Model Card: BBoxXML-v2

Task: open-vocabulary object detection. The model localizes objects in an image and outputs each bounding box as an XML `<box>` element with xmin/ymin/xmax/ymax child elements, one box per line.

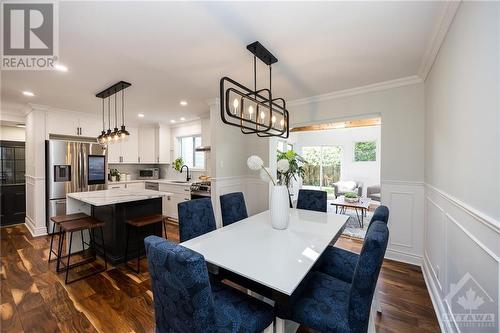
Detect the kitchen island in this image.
<box><xmin>66</xmin><ymin>188</ymin><xmax>172</xmax><ymax>265</ymax></box>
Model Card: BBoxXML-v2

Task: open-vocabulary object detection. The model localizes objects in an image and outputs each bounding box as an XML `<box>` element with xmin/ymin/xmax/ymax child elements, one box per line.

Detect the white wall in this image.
<box><xmin>290</xmin><ymin>126</ymin><xmax>381</xmax><ymax>195</ymax></box>
<box><xmin>422</xmin><ymin>2</ymin><xmax>499</xmax><ymax>332</ymax></box>
<box><xmin>0</xmin><ymin>126</ymin><xmax>25</xmax><ymax>141</ymax></box>
<box><xmin>209</xmin><ymin>100</ymin><xmax>269</xmax><ymax>227</ymax></box>
<box><xmin>289</xmin><ymin>83</ymin><xmax>425</xmax><ymax>264</ymax></box>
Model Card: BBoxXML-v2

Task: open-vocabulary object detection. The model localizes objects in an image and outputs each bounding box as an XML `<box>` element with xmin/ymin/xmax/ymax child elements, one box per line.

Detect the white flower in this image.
<box><xmin>247</xmin><ymin>155</ymin><xmax>264</xmax><ymax>171</ymax></box>
<box><xmin>277</xmin><ymin>159</ymin><xmax>290</xmax><ymax>173</ymax></box>
<box><xmin>260</xmin><ymin>167</ymin><xmax>275</xmax><ymax>183</ymax></box>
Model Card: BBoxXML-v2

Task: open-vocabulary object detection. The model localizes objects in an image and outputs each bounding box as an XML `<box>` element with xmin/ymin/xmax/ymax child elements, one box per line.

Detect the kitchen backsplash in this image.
<box><xmin>108</xmin><ymin>163</ymin><xmax>207</xmax><ymax>181</ymax></box>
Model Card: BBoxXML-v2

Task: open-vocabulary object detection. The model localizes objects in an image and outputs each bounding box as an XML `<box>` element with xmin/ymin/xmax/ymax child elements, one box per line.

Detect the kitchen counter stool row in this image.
<box><xmin>48</xmin><ymin>211</ymin><xmax>168</xmax><ymax>284</ymax></box>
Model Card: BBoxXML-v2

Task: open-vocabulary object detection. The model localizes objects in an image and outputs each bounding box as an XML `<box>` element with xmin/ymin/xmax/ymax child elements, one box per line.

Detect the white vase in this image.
<box><xmin>270</xmin><ymin>185</ymin><xmax>290</xmax><ymax>230</ymax></box>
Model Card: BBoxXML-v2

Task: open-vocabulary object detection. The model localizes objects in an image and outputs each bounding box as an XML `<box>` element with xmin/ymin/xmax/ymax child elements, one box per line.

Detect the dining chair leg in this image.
<box><xmin>275</xmin><ymin>318</ymin><xmax>285</xmax><ymax>333</ymax></box>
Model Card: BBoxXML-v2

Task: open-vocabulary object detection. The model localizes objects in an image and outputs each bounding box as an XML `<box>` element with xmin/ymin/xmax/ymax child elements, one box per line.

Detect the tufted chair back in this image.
<box><xmin>369</xmin><ymin>205</ymin><xmax>390</xmax><ymax>227</ymax></box>
<box><xmin>296</xmin><ymin>189</ymin><xmax>327</xmax><ymax>212</ymax></box>
<box><xmin>145</xmin><ymin>236</ymin><xmax>217</xmax><ymax>333</ymax></box>
<box><xmin>178</xmin><ymin>198</ymin><xmax>216</xmax><ymax>242</ymax></box>
<box><xmin>220</xmin><ymin>192</ymin><xmax>248</xmax><ymax>226</ymax></box>
<box><xmin>348</xmin><ymin>220</ymin><xmax>389</xmax><ymax>333</ymax></box>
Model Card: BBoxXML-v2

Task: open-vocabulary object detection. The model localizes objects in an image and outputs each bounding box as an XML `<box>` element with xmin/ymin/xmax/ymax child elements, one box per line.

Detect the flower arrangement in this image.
<box><xmin>247</xmin><ymin>155</ymin><xmax>290</xmax><ymax>186</ymax></box>
<box><xmin>172</xmin><ymin>157</ymin><xmax>184</xmax><ymax>172</ymax></box>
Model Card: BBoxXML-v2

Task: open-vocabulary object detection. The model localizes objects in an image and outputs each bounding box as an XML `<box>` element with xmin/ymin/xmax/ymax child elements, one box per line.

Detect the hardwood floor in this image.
<box><xmin>0</xmin><ymin>223</ymin><xmax>440</xmax><ymax>333</ymax></box>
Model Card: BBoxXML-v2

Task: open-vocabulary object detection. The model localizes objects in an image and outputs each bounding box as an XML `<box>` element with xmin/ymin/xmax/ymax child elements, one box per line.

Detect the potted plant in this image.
<box><xmin>172</xmin><ymin>157</ymin><xmax>184</xmax><ymax>172</ymax></box>
<box><xmin>344</xmin><ymin>191</ymin><xmax>359</xmax><ymax>203</ymax></box>
<box><xmin>276</xmin><ymin>150</ymin><xmax>306</xmax><ymax>207</ymax></box>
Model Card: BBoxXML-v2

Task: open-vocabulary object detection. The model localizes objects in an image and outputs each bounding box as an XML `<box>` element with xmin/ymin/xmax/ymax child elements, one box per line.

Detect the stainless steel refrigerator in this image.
<box><xmin>46</xmin><ymin>139</ymin><xmax>107</xmax><ymax>233</ymax></box>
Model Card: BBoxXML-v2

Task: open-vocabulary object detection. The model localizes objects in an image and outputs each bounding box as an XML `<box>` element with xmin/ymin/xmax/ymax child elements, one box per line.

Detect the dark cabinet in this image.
<box><xmin>0</xmin><ymin>141</ymin><xmax>26</xmax><ymax>226</ymax></box>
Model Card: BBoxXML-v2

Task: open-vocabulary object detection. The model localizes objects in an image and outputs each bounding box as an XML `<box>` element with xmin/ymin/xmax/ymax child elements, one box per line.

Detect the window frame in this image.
<box><xmin>179</xmin><ymin>135</ymin><xmax>205</xmax><ymax>170</ymax></box>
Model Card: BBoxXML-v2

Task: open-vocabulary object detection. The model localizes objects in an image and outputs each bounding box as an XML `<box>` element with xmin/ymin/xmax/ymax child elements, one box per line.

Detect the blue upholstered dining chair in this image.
<box><xmin>314</xmin><ymin>205</ymin><xmax>390</xmax><ymax>282</ymax></box>
<box><xmin>296</xmin><ymin>189</ymin><xmax>327</xmax><ymax>212</ymax></box>
<box><xmin>220</xmin><ymin>192</ymin><xmax>248</xmax><ymax>226</ymax></box>
<box><xmin>276</xmin><ymin>221</ymin><xmax>389</xmax><ymax>333</ymax></box>
<box><xmin>145</xmin><ymin>236</ymin><xmax>274</xmax><ymax>333</ymax></box>
<box><xmin>178</xmin><ymin>198</ymin><xmax>216</xmax><ymax>242</ymax></box>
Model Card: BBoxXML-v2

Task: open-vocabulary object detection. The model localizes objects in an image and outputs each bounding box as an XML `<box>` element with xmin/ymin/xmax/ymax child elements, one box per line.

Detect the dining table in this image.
<box><xmin>181</xmin><ymin>208</ymin><xmax>349</xmax><ymax>333</ymax></box>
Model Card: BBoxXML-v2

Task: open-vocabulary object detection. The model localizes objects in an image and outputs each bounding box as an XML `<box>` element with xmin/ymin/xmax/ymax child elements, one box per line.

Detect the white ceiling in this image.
<box><xmin>1</xmin><ymin>1</ymin><xmax>446</xmax><ymax>125</ymax></box>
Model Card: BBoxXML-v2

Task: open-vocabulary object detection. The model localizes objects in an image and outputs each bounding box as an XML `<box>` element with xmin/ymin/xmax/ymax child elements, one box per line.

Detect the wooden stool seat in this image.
<box><xmin>124</xmin><ymin>214</ymin><xmax>168</xmax><ymax>273</ymax></box>
<box><xmin>61</xmin><ymin>217</ymin><xmax>105</xmax><ymax>232</ymax></box>
<box><xmin>50</xmin><ymin>213</ymin><xmax>88</xmax><ymax>224</ymax></box>
<box><xmin>126</xmin><ymin>214</ymin><xmax>167</xmax><ymax>227</ymax></box>
<box><xmin>48</xmin><ymin>213</ymin><xmax>89</xmax><ymax>263</ymax></box>
<box><xmin>57</xmin><ymin>216</ymin><xmax>107</xmax><ymax>284</ymax></box>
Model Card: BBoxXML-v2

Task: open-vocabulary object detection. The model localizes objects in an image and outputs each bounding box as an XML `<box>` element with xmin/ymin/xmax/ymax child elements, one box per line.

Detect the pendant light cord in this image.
<box><xmin>114</xmin><ymin>92</ymin><xmax>117</xmax><ymax>128</ymax></box>
<box><xmin>108</xmin><ymin>97</ymin><xmax>111</xmax><ymax>131</ymax></box>
<box><xmin>102</xmin><ymin>99</ymin><xmax>105</xmax><ymax>131</ymax></box>
<box><xmin>121</xmin><ymin>89</ymin><xmax>125</xmax><ymax>126</ymax></box>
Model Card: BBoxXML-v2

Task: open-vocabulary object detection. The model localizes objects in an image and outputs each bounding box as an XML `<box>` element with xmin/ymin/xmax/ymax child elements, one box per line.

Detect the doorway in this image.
<box><xmin>0</xmin><ymin>141</ymin><xmax>26</xmax><ymax>226</ymax></box>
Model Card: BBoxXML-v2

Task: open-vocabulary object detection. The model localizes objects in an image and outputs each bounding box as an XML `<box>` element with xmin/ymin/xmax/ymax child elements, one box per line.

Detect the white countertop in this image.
<box><xmin>181</xmin><ymin>209</ymin><xmax>349</xmax><ymax>296</ymax></box>
<box><xmin>67</xmin><ymin>188</ymin><xmax>172</xmax><ymax>206</ymax></box>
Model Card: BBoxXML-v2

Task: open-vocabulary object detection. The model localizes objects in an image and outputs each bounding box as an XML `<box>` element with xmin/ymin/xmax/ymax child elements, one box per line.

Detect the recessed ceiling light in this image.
<box><xmin>170</xmin><ymin>120</ymin><xmax>176</xmax><ymax>124</ymax></box>
<box><xmin>180</xmin><ymin>100</ymin><xmax>188</xmax><ymax>106</ymax></box>
<box><xmin>16</xmin><ymin>124</ymin><xmax>26</xmax><ymax>128</ymax></box>
<box><xmin>180</xmin><ymin>117</ymin><xmax>186</xmax><ymax>121</ymax></box>
<box><xmin>53</xmin><ymin>63</ymin><xmax>68</xmax><ymax>72</ymax></box>
<box><xmin>22</xmin><ymin>91</ymin><xmax>35</xmax><ymax>97</ymax></box>
<box><xmin>138</xmin><ymin>113</ymin><xmax>145</xmax><ymax>118</ymax></box>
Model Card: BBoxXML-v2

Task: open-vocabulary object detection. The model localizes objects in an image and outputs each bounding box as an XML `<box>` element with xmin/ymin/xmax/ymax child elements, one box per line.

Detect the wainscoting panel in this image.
<box><xmin>211</xmin><ymin>176</ymin><xmax>269</xmax><ymax>228</ymax></box>
<box><xmin>381</xmin><ymin>180</ymin><xmax>424</xmax><ymax>265</ymax></box>
<box><xmin>423</xmin><ymin>184</ymin><xmax>500</xmax><ymax>333</ymax></box>
<box><xmin>24</xmin><ymin>175</ymin><xmax>47</xmax><ymax>236</ymax></box>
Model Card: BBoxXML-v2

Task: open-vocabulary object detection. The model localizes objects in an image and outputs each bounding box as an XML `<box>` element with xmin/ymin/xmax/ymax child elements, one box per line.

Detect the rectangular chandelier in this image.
<box><xmin>220</xmin><ymin>41</ymin><xmax>289</xmax><ymax>138</ymax></box>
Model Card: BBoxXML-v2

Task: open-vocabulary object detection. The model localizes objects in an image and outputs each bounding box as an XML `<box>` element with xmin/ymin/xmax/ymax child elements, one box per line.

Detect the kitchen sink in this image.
<box><xmin>168</xmin><ymin>180</ymin><xmax>190</xmax><ymax>183</ymax></box>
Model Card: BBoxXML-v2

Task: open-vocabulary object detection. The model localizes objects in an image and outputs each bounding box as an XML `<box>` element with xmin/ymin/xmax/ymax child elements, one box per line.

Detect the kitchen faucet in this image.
<box><xmin>180</xmin><ymin>165</ymin><xmax>191</xmax><ymax>182</ymax></box>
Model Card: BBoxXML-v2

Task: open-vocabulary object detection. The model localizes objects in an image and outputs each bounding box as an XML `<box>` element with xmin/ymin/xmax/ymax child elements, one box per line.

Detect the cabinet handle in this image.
<box><xmin>184</xmin><ymin>188</ymin><xmax>189</xmax><ymax>192</ymax></box>
<box><xmin>184</xmin><ymin>198</ymin><xmax>190</xmax><ymax>201</ymax></box>
<box><xmin>138</xmin><ymin>156</ymin><xmax>141</xmax><ymax>163</ymax></box>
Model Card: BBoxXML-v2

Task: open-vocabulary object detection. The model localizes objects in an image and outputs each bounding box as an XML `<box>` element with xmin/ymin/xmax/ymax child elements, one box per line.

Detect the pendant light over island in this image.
<box><xmin>96</xmin><ymin>81</ymin><xmax>131</xmax><ymax>145</ymax></box>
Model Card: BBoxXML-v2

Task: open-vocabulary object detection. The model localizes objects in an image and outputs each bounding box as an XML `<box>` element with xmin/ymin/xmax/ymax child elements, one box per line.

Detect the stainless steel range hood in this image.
<box><xmin>195</xmin><ymin>146</ymin><xmax>211</xmax><ymax>152</ymax></box>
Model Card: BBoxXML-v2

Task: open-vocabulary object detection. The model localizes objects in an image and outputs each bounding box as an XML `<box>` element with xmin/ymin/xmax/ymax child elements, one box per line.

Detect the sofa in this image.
<box><xmin>367</xmin><ymin>184</ymin><xmax>381</xmax><ymax>202</ymax></box>
<box><xmin>333</xmin><ymin>180</ymin><xmax>363</xmax><ymax>198</ymax></box>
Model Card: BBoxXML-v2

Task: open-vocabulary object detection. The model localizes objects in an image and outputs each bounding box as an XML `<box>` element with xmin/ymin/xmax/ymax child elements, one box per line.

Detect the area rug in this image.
<box><xmin>327</xmin><ymin>202</ymin><xmax>372</xmax><ymax>239</ymax></box>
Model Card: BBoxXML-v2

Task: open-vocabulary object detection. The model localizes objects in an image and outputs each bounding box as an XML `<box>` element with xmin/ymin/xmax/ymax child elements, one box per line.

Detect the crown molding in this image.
<box><xmin>288</xmin><ymin>75</ymin><xmax>423</xmax><ymax>107</ymax></box>
<box><xmin>418</xmin><ymin>1</ymin><xmax>461</xmax><ymax>81</ymax></box>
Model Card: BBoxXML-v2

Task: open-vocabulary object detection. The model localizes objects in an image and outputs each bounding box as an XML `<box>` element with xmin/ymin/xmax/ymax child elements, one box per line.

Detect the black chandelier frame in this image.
<box><xmin>220</xmin><ymin>41</ymin><xmax>289</xmax><ymax>138</ymax></box>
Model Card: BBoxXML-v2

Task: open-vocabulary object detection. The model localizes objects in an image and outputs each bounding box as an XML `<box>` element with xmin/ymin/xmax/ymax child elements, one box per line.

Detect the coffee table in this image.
<box><xmin>330</xmin><ymin>196</ymin><xmax>371</xmax><ymax>228</ymax></box>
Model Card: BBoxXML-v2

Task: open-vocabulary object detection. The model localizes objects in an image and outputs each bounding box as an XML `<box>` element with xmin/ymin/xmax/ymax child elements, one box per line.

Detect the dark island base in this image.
<box><xmin>91</xmin><ymin>198</ymin><xmax>163</xmax><ymax>265</ymax></box>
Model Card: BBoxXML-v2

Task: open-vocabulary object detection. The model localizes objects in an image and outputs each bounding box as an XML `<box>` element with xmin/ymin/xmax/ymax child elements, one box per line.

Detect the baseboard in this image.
<box><xmin>422</xmin><ymin>255</ymin><xmax>455</xmax><ymax>333</ymax></box>
<box><xmin>385</xmin><ymin>248</ymin><xmax>422</xmax><ymax>266</ymax></box>
<box><xmin>25</xmin><ymin>216</ymin><xmax>47</xmax><ymax>237</ymax></box>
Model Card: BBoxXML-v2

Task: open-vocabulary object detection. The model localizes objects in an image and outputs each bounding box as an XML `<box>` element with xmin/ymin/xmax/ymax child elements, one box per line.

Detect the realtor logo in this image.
<box><xmin>444</xmin><ymin>272</ymin><xmax>497</xmax><ymax>332</ymax></box>
<box><xmin>1</xmin><ymin>1</ymin><xmax>58</xmax><ymax>70</ymax></box>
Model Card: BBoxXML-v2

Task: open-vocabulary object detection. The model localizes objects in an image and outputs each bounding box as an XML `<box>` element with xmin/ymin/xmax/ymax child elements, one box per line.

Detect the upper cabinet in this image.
<box><xmin>109</xmin><ymin>125</ymin><xmax>170</xmax><ymax>164</ymax></box>
<box><xmin>46</xmin><ymin>110</ymin><xmax>101</xmax><ymax>138</ymax></box>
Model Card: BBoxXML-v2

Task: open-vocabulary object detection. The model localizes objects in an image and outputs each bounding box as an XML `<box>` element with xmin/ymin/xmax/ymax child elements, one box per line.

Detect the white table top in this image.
<box><xmin>181</xmin><ymin>209</ymin><xmax>349</xmax><ymax>296</ymax></box>
<box><xmin>67</xmin><ymin>188</ymin><xmax>172</xmax><ymax>206</ymax></box>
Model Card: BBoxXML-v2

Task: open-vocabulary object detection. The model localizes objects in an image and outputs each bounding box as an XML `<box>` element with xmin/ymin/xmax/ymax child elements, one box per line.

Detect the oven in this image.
<box><xmin>190</xmin><ymin>181</ymin><xmax>211</xmax><ymax>200</ymax></box>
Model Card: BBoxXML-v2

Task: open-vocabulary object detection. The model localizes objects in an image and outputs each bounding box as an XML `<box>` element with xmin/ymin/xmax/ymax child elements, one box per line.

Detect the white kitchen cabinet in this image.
<box><xmin>159</xmin><ymin>183</ymin><xmax>190</xmax><ymax>220</ymax></box>
<box><xmin>106</xmin><ymin>127</ymin><xmax>139</xmax><ymax>164</ymax></box>
<box><xmin>138</xmin><ymin>127</ymin><xmax>156</xmax><ymax>163</ymax></box>
<box><xmin>125</xmin><ymin>182</ymin><xmax>144</xmax><ymax>190</ymax></box>
<box><xmin>46</xmin><ymin>110</ymin><xmax>101</xmax><ymax>137</ymax></box>
<box><xmin>108</xmin><ymin>183</ymin><xmax>126</xmax><ymax>189</ymax></box>
<box><xmin>121</xmin><ymin>127</ymin><xmax>139</xmax><ymax>163</ymax></box>
<box><xmin>156</xmin><ymin>125</ymin><xmax>171</xmax><ymax>164</ymax></box>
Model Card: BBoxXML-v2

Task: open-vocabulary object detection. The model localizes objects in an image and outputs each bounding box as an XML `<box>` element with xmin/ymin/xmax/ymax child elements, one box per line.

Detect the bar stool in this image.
<box><xmin>124</xmin><ymin>214</ymin><xmax>168</xmax><ymax>273</ymax></box>
<box><xmin>48</xmin><ymin>213</ymin><xmax>88</xmax><ymax>264</ymax></box>
<box><xmin>57</xmin><ymin>217</ymin><xmax>107</xmax><ymax>284</ymax></box>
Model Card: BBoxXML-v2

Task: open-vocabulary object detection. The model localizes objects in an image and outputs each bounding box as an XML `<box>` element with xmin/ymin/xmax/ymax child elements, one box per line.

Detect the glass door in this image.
<box><xmin>302</xmin><ymin>145</ymin><xmax>342</xmax><ymax>196</ymax></box>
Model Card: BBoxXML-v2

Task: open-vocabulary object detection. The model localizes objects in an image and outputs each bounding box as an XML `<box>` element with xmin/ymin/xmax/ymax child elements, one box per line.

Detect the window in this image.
<box><xmin>180</xmin><ymin>136</ymin><xmax>204</xmax><ymax>169</ymax></box>
<box><xmin>277</xmin><ymin>141</ymin><xmax>293</xmax><ymax>152</ymax></box>
<box><xmin>354</xmin><ymin>141</ymin><xmax>376</xmax><ymax>161</ymax></box>
<box><xmin>302</xmin><ymin>146</ymin><xmax>342</xmax><ymax>195</ymax></box>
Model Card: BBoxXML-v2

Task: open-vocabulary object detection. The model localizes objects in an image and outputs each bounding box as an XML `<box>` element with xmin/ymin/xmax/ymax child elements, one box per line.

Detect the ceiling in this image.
<box><xmin>1</xmin><ymin>1</ymin><xmax>446</xmax><ymax>125</ymax></box>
